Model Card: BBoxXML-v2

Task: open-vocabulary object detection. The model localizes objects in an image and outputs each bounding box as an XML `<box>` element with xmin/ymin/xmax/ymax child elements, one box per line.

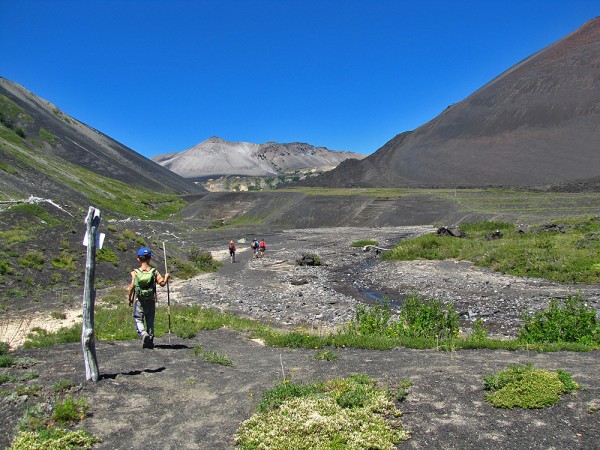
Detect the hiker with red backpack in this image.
<box><xmin>229</xmin><ymin>240</ymin><xmax>236</xmax><ymax>263</ymax></box>
<box><xmin>127</xmin><ymin>247</ymin><xmax>170</xmax><ymax>348</ymax></box>
<box><xmin>259</xmin><ymin>239</ymin><xmax>267</xmax><ymax>258</ymax></box>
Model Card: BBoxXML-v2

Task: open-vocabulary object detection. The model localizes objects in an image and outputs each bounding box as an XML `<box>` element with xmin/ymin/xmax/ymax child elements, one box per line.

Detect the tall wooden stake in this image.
<box><xmin>163</xmin><ymin>242</ymin><xmax>172</xmax><ymax>344</ymax></box>
<box><xmin>82</xmin><ymin>206</ymin><xmax>100</xmax><ymax>382</ymax></box>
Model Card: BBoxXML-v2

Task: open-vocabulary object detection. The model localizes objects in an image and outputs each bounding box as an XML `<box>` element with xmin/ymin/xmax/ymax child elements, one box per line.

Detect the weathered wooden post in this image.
<box><xmin>82</xmin><ymin>206</ymin><xmax>101</xmax><ymax>382</ymax></box>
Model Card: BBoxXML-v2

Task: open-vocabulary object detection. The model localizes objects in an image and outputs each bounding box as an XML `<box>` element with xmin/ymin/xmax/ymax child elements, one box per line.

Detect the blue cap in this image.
<box><xmin>137</xmin><ymin>247</ymin><xmax>152</xmax><ymax>257</ymax></box>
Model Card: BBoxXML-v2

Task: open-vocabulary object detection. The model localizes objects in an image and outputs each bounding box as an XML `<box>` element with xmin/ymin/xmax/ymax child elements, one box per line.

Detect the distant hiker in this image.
<box><xmin>251</xmin><ymin>238</ymin><xmax>260</xmax><ymax>258</ymax></box>
<box><xmin>127</xmin><ymin>247</ymin><xmax>170</xmax><ymax>349</ymax></box>
<box><xmin>229</xmin><ymin>240</ymin><xmax>236</xmax><ymax>263</ymax></box>
<box><xmin>259</xmin><ymin>239</ymin><xmax>267</xmax><ymax>258</ymax></box>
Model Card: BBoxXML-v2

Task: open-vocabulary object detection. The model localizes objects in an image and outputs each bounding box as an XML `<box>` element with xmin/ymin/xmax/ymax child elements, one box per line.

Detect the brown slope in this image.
<box><xmin>0</xmin><ymin>78</ymin><xmax>203</xmax><ymax>195</ymax></box>
<box><xmin>308</xmin><ymin>17</ymin><xmax>600</xmax><ymax>189</ymax></box>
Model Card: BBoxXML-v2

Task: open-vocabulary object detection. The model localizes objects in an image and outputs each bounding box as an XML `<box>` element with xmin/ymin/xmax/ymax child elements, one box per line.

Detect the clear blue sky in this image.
<box><xmin>1</xmin><ymin>1</ymin><xmax>598</xmax><ymax>158</ymax></box>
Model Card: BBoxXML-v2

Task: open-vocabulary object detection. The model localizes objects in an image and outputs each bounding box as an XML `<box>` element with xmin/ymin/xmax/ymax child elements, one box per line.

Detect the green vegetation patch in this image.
<box><xmin>351</xmin><ymin>239</ymin><xmax>378</xmax><ymax>247</ymax></box>
<box><xmin>18</xmin><ymin>250</ymin><xmax>45</xmax><ymax>271</ymax></box>
<box><xmin>484</xmin><ymin>364</ymin><xmax>579</xmax><ymax>409</ymax></box>
<box><xmin>9</xmin><ymin>395</ymin><xmax>97</xmax><ymax>450</ymax></box>
<box><xmin>384</xmin><ymin>218</ymin><xmax>600</xmax><ymax>283</ymax></box>
<box><xmin>23</xmin><ymin>293</ymin><xmax>600</xmax><ymax>352</ymax></box>
<box><xmin>38</xmin><ymin>127</ymin><xmax>58</xmax><ymax>144</ymax></box>
<box><xmin>0</xmin><ymin>95</ymin><xmax>31</xmax><ymax>121</ymax></box>
<box><xmin>0</xmin><ymin>158</ymin><xmax>18</xmax><ymax>174</ymax></box>
<box><xmin>519</xmin><ymin>295</ymin><xmax>600</xmax><ymax>345</ymax></box>
<box><xmin>192</xmin><ymin>345</ymin><xmax>233</xmax><ymax>366</ymax></box>
<box><xmin>347</xmin><ymin>294</ymin><xmax>459</xmax><ymax>341</ymax></box>
<box><xmin>9</xmin><ymin>428</ymin><xmax>98</xmax><ymax>450</ymax></box>
<box><xmin>235</xmin><ymin>374</ymin><xmax>409</xmax><ymax>449</ymax></box>
<box><xmin>10</xmin><ymin>203</ymin><xmax>63</xmax><ymax>226</ymax></box>
<box><xmin>0</xmin><ymin>139</ymin><xmax>188</xmax><ymax>219</ymax></box>
<box><xmin>188</xmin><ymin>248</ymin><xmax>222</xmax><ymax>272</ymax></box>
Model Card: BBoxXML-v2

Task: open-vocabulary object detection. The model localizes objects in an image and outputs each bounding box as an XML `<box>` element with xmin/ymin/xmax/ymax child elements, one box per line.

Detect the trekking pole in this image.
<box><xmin>162</xmin><ymin>242</ymin><xmax>172</xmax><ymax>344</ymax></box>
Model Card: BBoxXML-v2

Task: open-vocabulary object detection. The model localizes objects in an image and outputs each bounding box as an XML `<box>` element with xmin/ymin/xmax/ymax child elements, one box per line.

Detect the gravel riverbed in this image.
<box><xmin>167</xmin><ymin>226</ymin><xmax>600</xmax><ymax>338</ymax></box>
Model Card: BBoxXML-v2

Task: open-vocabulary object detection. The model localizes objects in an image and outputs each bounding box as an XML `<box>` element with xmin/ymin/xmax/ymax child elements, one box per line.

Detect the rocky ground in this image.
<box><xmin>1</xmin><ymin>225</ymin><xmax>599</xmax><ymax>449</ymax></box>
<box><xmin>168</xmin><ymin>226</ymin><xmax>600</xmax><ymax>340</ymax></box>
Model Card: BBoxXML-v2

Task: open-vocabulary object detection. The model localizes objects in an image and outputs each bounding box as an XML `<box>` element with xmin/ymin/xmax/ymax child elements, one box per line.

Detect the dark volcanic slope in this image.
<box><xmin>307</xmin><ymin>17</ymin><xmax>600</xmax><ymax>189</ymax></box>
<box><xmin>0</xmin><ymin>78</ymin><xmax>202</xmax><ymax>195</ymax></box>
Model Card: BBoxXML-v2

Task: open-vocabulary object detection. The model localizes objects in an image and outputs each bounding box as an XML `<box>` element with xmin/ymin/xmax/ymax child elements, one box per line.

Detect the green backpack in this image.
<box><xmin>134</xmin><ymin>268</ymin><xmax>157</xmax><ymax>301</ymax></box>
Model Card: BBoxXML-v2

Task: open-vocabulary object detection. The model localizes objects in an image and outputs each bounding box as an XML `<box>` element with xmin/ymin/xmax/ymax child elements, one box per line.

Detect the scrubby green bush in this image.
<box><xmin>52</xmin><ymin>395</ymin><xmax>89</xmax><ymax>424</ymax></box>
<box><xmin>18</xmin><ymin>251</ymin><xmax>45</xmax><ymax>270</ymax></box>
<box><xmin>236</xmin><ymin>374</ymin><xmax>409</xmax><ymax>449</ymax></box>
<box><xmin>96</xmin><ymin>247</ymin><xmax>119</xmax><ymax>265</ymax></box>
<box><xmin>519</xmin><ymin>295</ymin><xmax>600</xmax><ymax>344</ymax></box>
<box><xmin>188</xmin><ymin>248</ymin><xmax>221</xmax><ymax>272</ymax></box>
<box><xmin>347</xmin><ymin>294</ymin><xmax>459</xmax><ymax>340</ymax></box>
<box><xmin>399</xmin><ymin>294</ymin><xmax>459</xmax><ymax>339</ymax></box>
<box><xmin>484</xmin><ymin>363</ymin><xmax>579</xmax><ymax>409</ymax></box>
<box><xmin>51</xmin><ymin>251</ymin><xmax>76</xmax><ymax>270</ymax></box>
<box><xmin>0</xmin><ymin>260</ymin><xmax>12</xmax><ymax>275</ymax></box>
<box><xmin>0</xmin><ymin>353</ymin><xmax>14</xmax><ymax>367</ymax></box>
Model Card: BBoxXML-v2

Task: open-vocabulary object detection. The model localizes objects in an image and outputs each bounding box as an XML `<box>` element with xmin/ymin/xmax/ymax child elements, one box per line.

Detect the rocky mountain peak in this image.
<box><xmin>152</xmin><ymin>137</ymin><xmax>365</xmax><ymax>180</ymax></box>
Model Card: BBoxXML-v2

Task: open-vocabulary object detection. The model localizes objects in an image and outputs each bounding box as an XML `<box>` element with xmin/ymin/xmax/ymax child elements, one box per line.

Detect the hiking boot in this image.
<box><xmin>142</xmin><ymin>332</ymin><xmax>152</xmax><ymax>348</ymax></box>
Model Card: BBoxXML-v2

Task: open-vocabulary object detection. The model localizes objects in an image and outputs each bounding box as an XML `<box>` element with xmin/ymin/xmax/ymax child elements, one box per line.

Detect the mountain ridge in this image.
<box><xmin>152</xmin><ymin>136</ymin><xmax>365</xmax><ymax>179</ymax></box>
<box><xmin>301</xmin><ymin>17</ymin><xmax>600</xmax><ymax>190</ymax></box>
<box><xmin>0</xmin><ymin>77</ymin><xmax>203</xmax><ymax>197</ymax></box>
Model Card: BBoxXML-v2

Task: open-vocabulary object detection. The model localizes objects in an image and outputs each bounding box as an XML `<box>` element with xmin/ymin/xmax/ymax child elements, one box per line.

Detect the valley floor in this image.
<box><xmin>1</xmin><ymin>226</ymin><xmax>599</xmax><ymax>449</ymax></box>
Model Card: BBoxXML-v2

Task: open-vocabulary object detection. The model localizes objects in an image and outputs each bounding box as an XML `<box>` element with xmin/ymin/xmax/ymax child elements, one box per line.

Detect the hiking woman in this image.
<box><xmin>127</xmin><ymin>247</ymin><xmax>170</xmax><ymax>348</ymax></box>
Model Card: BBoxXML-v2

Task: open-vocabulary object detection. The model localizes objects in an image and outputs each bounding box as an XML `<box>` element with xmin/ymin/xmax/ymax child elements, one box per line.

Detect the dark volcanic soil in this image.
<box><xmin>1</xmin><ymin>226</ymin><xmax>599</xmax><ymax>449</ymax></box>
<box><xmin>2</xmin><ymin>331</ymin><xmax>599</xmax><ymax>449</ymax></box>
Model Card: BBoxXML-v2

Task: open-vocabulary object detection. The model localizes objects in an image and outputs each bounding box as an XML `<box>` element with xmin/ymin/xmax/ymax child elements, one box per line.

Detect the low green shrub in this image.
<box><xmin>52</xmin><ymin>395</ymin><xmax>89</xmax><ymax>424</ymax></box>
<box><xmin>188</xmin><ymin>248</ymin><xmax>221</xmax><ymax>272</ymax></box>
<box><xmin>18</xmin><ymin>250</ymin><xmax>45</xmax><ymax>270</ymax></box>
<box><xmin>0</xmin><ymin>354</ymin><xmax>15</xmax><ymax>367</ymax></box>
<box><xmin>519</xmin><ymin>295</ymin><xmax>600</xmax><ymax>344</ymax></box>
<box><xmin>313</xmin><ymin>349</ymin><xmax>339</xmax><ymax>361</ymax></box>
<box><xmin>10</xmin><ymin>394</ymin><xmax>97</xmax><ymax>450</ymax></box>
<box><xmin>52</xmin><ymin>380</ymin><xmax>74</xmax><ymax>393</ymax></box>
<box><xmin>398</xmin><ymin>294</ymin><xmax>459</xmax><ymax>339</ymax></box>
<box><xmin>11</xmin><ymin>203</ymin><xmax>62</xmax><ymax>226</ymax></box>
<box><xmin>23</xmin><ymin>326</ymin><xmax>81</xmax><ymax>349</ymax></box>
<box><xmin>236</xmin><ymin>374</ymin><xmax>409</xmax><ymax>449</ymax></box>
<box><xmin>351</xmin><ymin>239</ymin><xmax>378</xmax><ymax>247</ymax></box>
<box><xmin>347</xmin><ymin>294</ymin><xmax>459</xmax><ymax>341</ymax></box>
<box><xmin>9</xmin><ymin>428</ymin><xmax>98</xmax><ymax>450</ymax></box>
<box><xmin>0</xmin><ymin>260</ymin><xmax>13</xmax><ymax>275</ymax></box>
<box><xmin>484</xmin><ymin>363</ymin><xmax>578</xmax><ymax>409</ymax></box>
<box><xmin>96</xmin><ymin>247</ymin><xmax>119</xmax><ymax>265</ymax></box>
<box><xmin>51</xmin><ymin>251</ymin><xmax>76</xmax><ymax>270</ymax></box>
<box><xmin>257</xmin><ymin>381</ymin><xmax>324</xmax><ymax>412</ymax></box>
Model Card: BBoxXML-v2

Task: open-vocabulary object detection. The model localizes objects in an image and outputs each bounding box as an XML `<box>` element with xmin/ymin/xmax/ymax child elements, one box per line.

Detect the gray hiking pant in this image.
<box><xmin>133</xmin><ymin>299</ymin><xmax>156</xmax><ymax>339</ymax></box>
